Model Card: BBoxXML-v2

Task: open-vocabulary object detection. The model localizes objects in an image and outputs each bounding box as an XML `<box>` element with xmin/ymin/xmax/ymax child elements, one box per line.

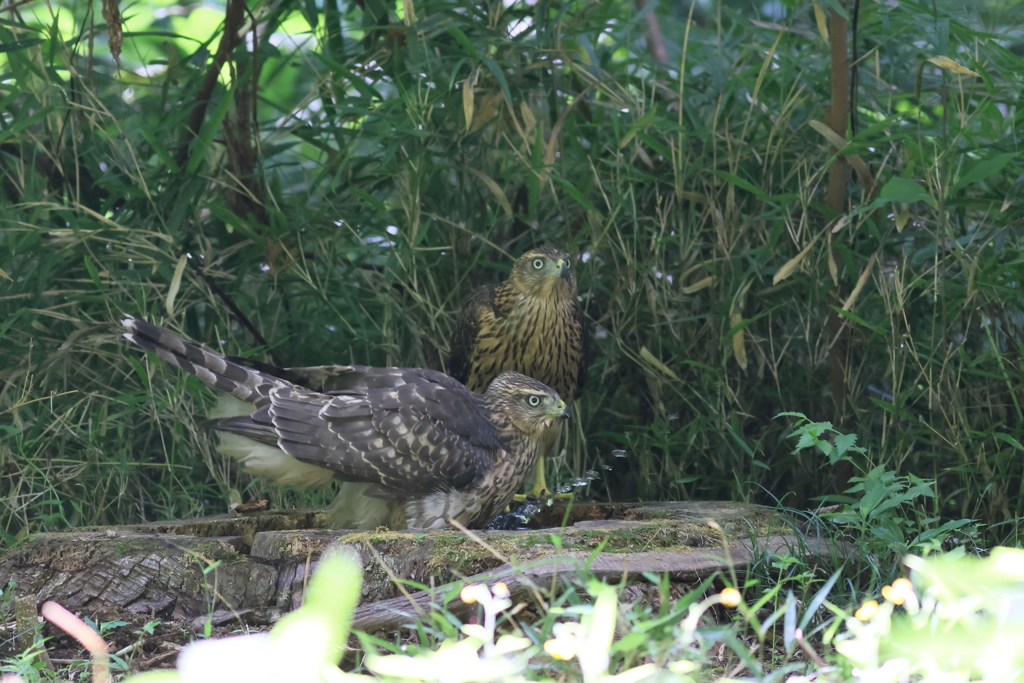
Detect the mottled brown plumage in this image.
<box><xmin>448</xmin><ymin>247</ymin><xmax>589</xmax><ymax>495</ymax></box>
<box><xmin>121</xmin><ymin>316</ymin><xmax>567</xmax><ymax>530</ymax></box>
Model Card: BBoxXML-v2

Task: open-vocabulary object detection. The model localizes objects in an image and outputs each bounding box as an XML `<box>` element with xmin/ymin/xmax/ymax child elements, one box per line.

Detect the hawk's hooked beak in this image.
<box><xmin>552</xmin><ymin>399</ymin><xmax>570</xmax><ymax>419</ymax></box>
<box><xmin>555</xmin><ymin>259</ymin><xmax>570</xmax><ymax>279</ymax></box>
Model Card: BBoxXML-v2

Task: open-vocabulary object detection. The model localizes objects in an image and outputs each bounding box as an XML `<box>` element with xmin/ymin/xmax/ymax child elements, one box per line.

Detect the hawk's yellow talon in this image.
<box><xmin>511</xmin><ymin>453</ymin><xmax>576</xmax><ymax>503</ymax></box>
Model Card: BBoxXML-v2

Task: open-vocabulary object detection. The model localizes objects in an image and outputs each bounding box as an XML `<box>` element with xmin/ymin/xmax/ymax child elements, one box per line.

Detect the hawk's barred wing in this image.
<box><xmin>447</xmin><ymin>283</ymin><xmax>496</xmax><ymax>387</ymax></box>
<box><xmin>123</xmin><ymin>316</ymin><xmax>503</xmax><ymax>497</ymax></box>
<box><xmin>571</xmin><ymin>303</ymin><xmax>591</xmax><ymax>401</ymax></box>
<box><xmin>217</xmin><ymin>381</ymin><xmax>502</xmax><ymax>497</ymax></box>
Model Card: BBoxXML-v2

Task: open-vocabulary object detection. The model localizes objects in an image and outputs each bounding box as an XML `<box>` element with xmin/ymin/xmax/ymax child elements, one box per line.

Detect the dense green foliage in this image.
<box><xmin>1</xmin><ymin>0</ymin><xmax>1023</xmax><ymax>549</ymax></box>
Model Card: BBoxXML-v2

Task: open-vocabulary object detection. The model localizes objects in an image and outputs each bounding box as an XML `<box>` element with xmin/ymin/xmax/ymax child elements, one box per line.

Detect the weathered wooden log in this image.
<box><xmin>0</xmin><ymin>501</ymin><xmax>840</xmax><ymax>636</ymax></box>
<box><xmin>349</xmin><ymin>533</ymin><xmax>847</xmax><ymax>633</ymax></box>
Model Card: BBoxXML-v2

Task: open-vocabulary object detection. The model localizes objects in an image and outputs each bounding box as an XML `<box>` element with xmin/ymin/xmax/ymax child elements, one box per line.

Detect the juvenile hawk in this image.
<box><xmin>121</xmin><ymin>316</ymin><xmax>568</xmax><ymax>530</ymax></box>
<box><xmin>448</xmin><ymin>247</ymin><xmax>589</xmax><ymax>497</ymax></box>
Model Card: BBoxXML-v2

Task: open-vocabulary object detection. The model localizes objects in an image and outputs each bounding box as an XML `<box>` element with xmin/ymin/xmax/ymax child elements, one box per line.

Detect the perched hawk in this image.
<box><xmin>121</xmin><ymin>316</ymin><xmax>568</xmax><ymax>530</ymax></box>
<box><xmin>448</xmin><ymin>247</ymin><xmax>589</xmax><ymax>497</ymax></box>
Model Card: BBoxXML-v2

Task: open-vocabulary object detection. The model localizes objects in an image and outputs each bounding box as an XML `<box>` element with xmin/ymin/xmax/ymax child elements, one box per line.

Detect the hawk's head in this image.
<box><xmin>485</xmin><ymin>371</ymin><xmax>569</xmax><ymax>435</ymax></box>
<box><xmin>509</xmin><ymin>247</ymin><xmax>576</xmax><ymax>301</ymax></box>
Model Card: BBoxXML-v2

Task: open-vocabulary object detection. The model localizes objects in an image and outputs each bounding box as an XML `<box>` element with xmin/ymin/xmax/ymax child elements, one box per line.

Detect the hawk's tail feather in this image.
<box><xmin>206</xmin><ymin>414</ymin><xmax>277</xmax><ymax>444</ymax></box>
<box><xmin>121</xmin><ymin>315</ymin><xmax>285</xmax><ymax>405</ymax></box>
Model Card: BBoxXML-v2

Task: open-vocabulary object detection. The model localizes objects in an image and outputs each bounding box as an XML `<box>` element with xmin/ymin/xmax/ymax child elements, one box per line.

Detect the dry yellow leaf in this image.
<box><xmin>809</xmin><ymin>120</ymin><xmax>873</xmax><ymax>195</ymax></box>
<box><xmin>731</xmin><ymin>312</ymin><xmax>748</xmax><ymax>371</ymax></box>
<box><xmin>519</xmin><ymin>101</ymin><xmax>535</xmax><ymax>137</ymax></box>
<box><xmin>809</xmin><ymin>119</ymin><xmax>845</xmax><ymax>149</ymax></box>
<box><xmin>471</xmin><ymin>91</ymin><xmax>502</xmax><ymax>133</ymax></box>
<box><xmin>166</xmin><ymin>253</ymin><xmax>188</xmax><ymax>317</ymax></box>
<box><xmin>827</xmin><ymin>236</ymin><xmax>838</xmax><ymax>286</ymax></box>
<box><xmin>843</xmin><ymin>253</ymin><xmax>878</xmax><ymax>312</ymax></box>
<box><xmin>543</xmin><ymin>88</ymin><xmax>590</xmax><ymax>166</ymax></box>
<box><xmin>401</xmin><ymin>0</ymin><xmax>417</xmax><ymax>24</ymax></box>
<box><xmin>679</xmin><ymin>263</ymin><xmax>704</xmax><ymax>281</ymax></box>
<box><xmin>640</xmin><ymin>346</ymin><xmax>680</xmax><ymax>381</ymax></box>
<box><xmin>0</xmin><ymin>266</ymin><xmax>10</xmax><ymax>281</ymax></box>
<box><xmin>462</xmin><ymin>78</ymin><xmax>474</xmax><ymax>133</ymax></box>
<box><xmin>636</xmin><ymin>146</ymin><xmax>654</xmax><ymax>169</ymax></box>
<box><xmin>681</xmin><ymin>276</ymin><xmax>713</xmax><ymax>295</ymax></box>
<box><xmin>894</xmin><ymin>208</ymin><xmax>910</xmax><ymax>232</ymax></box>
<box><xmin>927</xmin><ymin>56</ymin><xmax>979</xmax><ymax>77</ymax></box>
<box><xmin>677</xmin><ymin>191</ymin><xmax>709</xmax><ymax>205</ymax></box>
<box><xmin>774</xmin><ymin>231</ymin><xmax>821</xmax><ymax>285</ymax></box>
<box><xmin>466</xmin><ymin>167</ymin><xmax>513</xmax><ymax>217</ymax></box>
<box><xmin>813</xmin><ymin>3</ymin><xmax>829</xmax><ymax>43</ymax></box>
<box><xmin>847</xmin><ymin>155</ymin><xmax>874</xmax><ymax>196</ymax></box>
<box><xmin>831</xmin><ymin>214</ymin><xmax>850</xmax><ymax>234</ymax></box>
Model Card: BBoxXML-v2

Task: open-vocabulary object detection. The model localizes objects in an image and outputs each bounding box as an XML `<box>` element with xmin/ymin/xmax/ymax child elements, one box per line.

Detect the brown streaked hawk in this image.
<box><xmin>121</xmin><ymin>316</ymin><xmax>568</xmax><ymax>530</ymax></box>
<box><xmin>447</xmin><ymin>247</ymin><xmax>589</xmax><ymax>497</ymax></box>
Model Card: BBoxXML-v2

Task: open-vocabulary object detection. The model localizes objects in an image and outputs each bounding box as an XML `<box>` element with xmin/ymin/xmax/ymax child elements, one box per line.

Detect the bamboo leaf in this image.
<box><xmin>0</xmin><ymin>104</ymin><xmax>54</xmax><ymax>146</ymax></box>
<box><xmin>466</xmin><ymin>167</ymin><xmax>513</xmax><ymax>217</ymax></box>
<box><xmin>519</xmin><ymin>101</ymin><xmax>535</xmax><ymax>138</ymax></box>
<box><xmin>808</xmin><ymin>119</ymin><xmax>845</xmax><ymax>149</ymax></box>
<box><xmin>994</xmin><ymin>433</ymin><xmax>1024</xmax><ymax>451</ymax></box>
<box><xmin>185</xmin><ymin>92</ymin><xmax>232</xmax><ymax>175</ymax></box>
<box><xmin>640</xmin><ymin>346</ymin><xmax>680</xmax><ymax>381</ymax></box>
<box><xmin>927</xmin><ymin>56</ymin><xmax>979</xmax><ymax>77</ymax></box>
<box><xmin>827</xmin><ymin>236</ymin><xmax>838</xmax><ymax>286</ymax></box>
<box><xmin>808</xmin><ymin>120</ymin><xmax>873</xmax><ymax>194</ymax></box>
<box><xmin>842</xmin><ymin>253</ymin><xmax>878</xmax><ymax>312</ymax></box>
<box><xmin>948</xmin><ymin>152</ymin><xmax>1017</xmax><ymax>195</ymax></box>
<box><xmin>894</xmin><ymin>208</ymin><xmax>910</xmax><ymax>232</ymax></box>
<box><xmin>139</xmin><ymin>127</ymin><xmax>180</xmax><ymax>173</ymax></box>
<box><xmin>550</xmin><ymin>174</ymin><xmax>599</xmax><ymax>213</ymax></box>
<box><xmin>713</xmin><ymin>170</ymin><xmax>775</xmax><ymax>205</ymax></box>
<box><xmin>680</xmin><ymin>276</ymin><xmax>713</xmax><ymax>295</ymax></box>
<box><xmin>482</xmin><ymin>57</ymin><xmax>513</xmax><ymax>109</ymax></box>
<box><xmin>731</xmin><ymin>312</ymin><xmax>747</xmax><ymax>371</ymax></box>
<box><xmin>774</xmin><ymin>230</ymin><xmax>823</xmax><ymax>285</ymax></box>
<box><xmin>303</xmin><ymin>0</ymin><xmax>318</xmax><ymax>29</ymax></box>
<box><xmin>83</xmin><ymin>255</ymin><xmax>105</xmax><ymax>291</ymax></box>
<box><xmin>445</xmin><ymin>26</ymin><xmax>479</xmax><ymax>59</ymax></box>
<box><xmin>880</xmin><ymin>177</ymin><xmax>934</xmax><ymax>207</ymax></box>
<box><xmin>401</xmin><ymin>0</ymin><xmax>417</xmax><ymax>25</ymax></box>
<box><xmin>166</xmin><ymin>254</ymin><xmax>188</xmax><ymax>317</ymax></box>
<box><xmin>619</xmin><ymin>107</ymin><xmax>657</xmax><ymax>149</ymax></box>
<box><xmin>461</xmin><ymin>77</ymin><xmax>474</xmax><ymax>133</ymax></box>
<box><xmin>0</xmin><ymin>38</ymin><xmax>43</xmax><ymax>53</ymax></box>
<box><xmin>812</xmin><ymin>3</ymin><xmax>829</xmax><ymax>42</ymax></box>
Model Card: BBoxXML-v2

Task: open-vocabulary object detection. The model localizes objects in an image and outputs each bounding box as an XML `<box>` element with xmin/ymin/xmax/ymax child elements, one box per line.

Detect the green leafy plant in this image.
<box><xmin>781</xmin><ymin>412</ymin><xmax>977</xmax><ymax>586</ymax></box>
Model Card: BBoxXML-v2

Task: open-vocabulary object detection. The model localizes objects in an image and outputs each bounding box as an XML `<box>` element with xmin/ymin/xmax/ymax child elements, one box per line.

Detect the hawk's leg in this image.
<box><xmin>512</xmin><ymin>454</ymin><xmax>573</xmax><ymax>502</ymax></box>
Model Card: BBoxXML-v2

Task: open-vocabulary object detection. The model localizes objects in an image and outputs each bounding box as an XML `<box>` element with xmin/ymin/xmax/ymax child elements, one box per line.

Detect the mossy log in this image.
<box><xmin>0</xmin><ymin>501</ymin><xmax>846</xmax><ymax>633</ymax></box>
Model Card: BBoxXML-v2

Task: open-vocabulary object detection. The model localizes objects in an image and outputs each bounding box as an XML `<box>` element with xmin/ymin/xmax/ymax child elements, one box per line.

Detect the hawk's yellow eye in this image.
<box><xmin>532</xmin><ymin>258</ymin><xmax>545</xmax><ymax>270</ymax></box>
<box><xmin>527</xmin><ymin>395</ymin><xmax>541</xmax><ymax>406</ymax></box>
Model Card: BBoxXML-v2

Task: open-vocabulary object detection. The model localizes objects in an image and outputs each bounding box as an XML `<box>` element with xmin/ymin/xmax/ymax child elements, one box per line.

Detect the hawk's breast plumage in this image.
<box><xmin>121</xmin><ymin>316</ymin><xmax>567</xmax><ymax>530</ymax></box>
<box><xmin>449</xmin><ymin>247</ymin><xmax>589</xmax><ymax>402</ymax></box>
<box><xmin>447</xmin><ymin>247</ymin><xmax>590</xmax><ymax>495</ymax></box>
